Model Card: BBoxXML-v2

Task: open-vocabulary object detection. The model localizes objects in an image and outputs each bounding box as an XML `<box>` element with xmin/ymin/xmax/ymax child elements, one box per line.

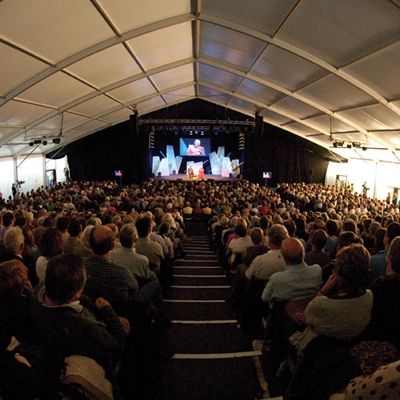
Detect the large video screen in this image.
<box><xmin>179</xmin><ymin>138</ymin><xmax>211</xmax><ymax>156</ymax></box>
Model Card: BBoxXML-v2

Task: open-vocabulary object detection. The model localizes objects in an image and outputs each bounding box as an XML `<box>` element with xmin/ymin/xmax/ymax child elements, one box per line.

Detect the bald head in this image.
<box><xmin>281</xmin><ymin>237</ymin><xmax>305</xmax><ymax>265</ymax></box>
<box><xmin>89</xmin><ymin>225</ymin><xmax>115</xmax><ymax>256</ymax></box>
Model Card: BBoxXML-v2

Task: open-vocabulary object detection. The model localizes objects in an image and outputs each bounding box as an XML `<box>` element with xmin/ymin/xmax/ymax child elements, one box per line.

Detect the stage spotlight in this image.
<box><xmin>52</xmin><ymin>138</ymin><xmax>61</xmax><ymax>144</ymax></box>
<box><xmin>189</xmin><ymin>130</ymin><xmax>193</xmax><ymax>135</ymax></box>
<box><xmin>42</xmin><ymin>140</ymin><xmax>47</xmax><ymax>145</ymax></box>
<box><xmin>362</xmin><ymin>146</ymin><xmax>367</xmax><ymax>151</ymax></box>
<box><xmin>347</xmin><ymin>144</ymin><xmax>352</xmax><ymax>148</ymax></box>
<box><xmin>29</xmin><ymin>142</ymin><xmax>34</xmax><ymax>146</ymax></box>
<box><xmin>33</xmin><ymin>139</ymin><xmax>41</xmax><ymax>145</ymax></box>
<box><xmin>333</xmin><ymin>142</ymin><xmax>338</xmax><ymax>148</ymax></box>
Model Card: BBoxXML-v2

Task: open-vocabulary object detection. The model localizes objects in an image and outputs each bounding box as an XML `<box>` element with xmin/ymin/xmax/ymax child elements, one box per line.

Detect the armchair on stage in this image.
<box><xmin>152</xmin><ymin>145</ymin><xmax>241</xmax><ymax>178</ymax></box>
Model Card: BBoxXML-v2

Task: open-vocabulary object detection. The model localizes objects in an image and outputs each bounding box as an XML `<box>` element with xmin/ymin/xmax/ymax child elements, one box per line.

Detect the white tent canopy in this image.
<box><xmin>1</xmin><ymin>0</ymin><xmax>400</xmax><ymax>164</ymax></box>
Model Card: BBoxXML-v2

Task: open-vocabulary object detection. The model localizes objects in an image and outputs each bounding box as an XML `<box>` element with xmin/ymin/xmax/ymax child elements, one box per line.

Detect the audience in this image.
<box><xmin>2</xmin><ymin>177</ymin><xmax>400</xmax><ymax>398</ymax></box>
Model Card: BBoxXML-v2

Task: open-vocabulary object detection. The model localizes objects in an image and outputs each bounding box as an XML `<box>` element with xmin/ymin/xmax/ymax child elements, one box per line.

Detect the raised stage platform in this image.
<box><xmin>151</xmin><ymin>173</ymin><xmax>241</xmax><ymax>182</ymax></box>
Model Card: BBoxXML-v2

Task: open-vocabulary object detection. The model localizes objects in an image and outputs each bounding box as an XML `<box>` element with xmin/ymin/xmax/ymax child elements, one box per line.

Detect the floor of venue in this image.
<box><xmin>118</xmin><ymin>220</ymin><xmax>267</xmax><ymax>400</ymax></box>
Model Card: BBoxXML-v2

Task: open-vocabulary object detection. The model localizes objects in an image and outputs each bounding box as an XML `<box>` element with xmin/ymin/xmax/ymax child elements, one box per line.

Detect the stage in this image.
<box><xmin>151</xmin><ymin>173</ymin><xmax>241</xmax><ymax>182</ymax></box>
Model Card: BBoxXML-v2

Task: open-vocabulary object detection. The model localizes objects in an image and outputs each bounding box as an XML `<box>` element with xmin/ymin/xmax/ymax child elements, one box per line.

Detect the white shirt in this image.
<box><xmin>245</xmin><ymin>249</ymin><xmax>286</xmax><ymax>281</ymax></box>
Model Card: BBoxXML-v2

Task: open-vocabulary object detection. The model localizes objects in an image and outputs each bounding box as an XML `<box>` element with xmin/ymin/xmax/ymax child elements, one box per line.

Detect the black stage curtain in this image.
<box><xmin>48</xmin><ymin>100</ymin><xmax>340</xmax><ymax>186</ymax></box>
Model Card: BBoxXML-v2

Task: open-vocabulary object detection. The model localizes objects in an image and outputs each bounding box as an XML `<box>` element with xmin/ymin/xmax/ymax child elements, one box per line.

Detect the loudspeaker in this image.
<box><xmin>130</xmin><ymin>111</ymin><xmax>139</xmax><ymax>135</ymax></box>
<box><xmin>255</xmin><ymin>113</ymin><xmax>264</xmax><ymax>136</ymax></box>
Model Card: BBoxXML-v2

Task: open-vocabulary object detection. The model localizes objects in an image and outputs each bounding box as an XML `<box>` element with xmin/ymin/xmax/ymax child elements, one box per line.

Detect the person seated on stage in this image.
<box><xmin>186</xmin><ymin>139</ymin><xmax>205</xmax><ymax>155</ymax></box>
<box><xmin>187</xmin><ymin>166</ymin><xmax>194</xmax><ymax>179</ymax></box>
<box><xmin>198</xmin><ymin>167</ymin><xmax>205</xmax><ymax>179</ymax></box>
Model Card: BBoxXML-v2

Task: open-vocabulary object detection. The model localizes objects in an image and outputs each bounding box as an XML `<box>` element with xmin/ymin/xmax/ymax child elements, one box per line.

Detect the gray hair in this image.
<box><xmin>4</xmin><ymin>227</ymin><xmax>24</xmax><ymax>254</ymax></box>
<box><xmin>267</xmin><ymin>224</ymin><xmax>289</xmax><ymax>246</ymax></box>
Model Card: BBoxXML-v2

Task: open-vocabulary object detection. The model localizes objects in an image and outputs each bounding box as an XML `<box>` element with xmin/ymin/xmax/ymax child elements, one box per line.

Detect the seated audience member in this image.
<box><xmin>366</xmin><ymin>221</ymin><xmax>382</xmax><ymax>254</ymax></box>
<box><xmin>230</xmin><ymin>225</ymin><xmax>287</xmax><ymax>327</ymax></box>
<box><xmin>304</xmin><ymin>229</ymin><xmax>331</xmax><ymax>267</ymax></box>
<box><xmin>157</xmin><ymin>222</ymin><xmax>174</xmax><ymax>260</ymax></box>
<box><xmin>111</xmin><ymin>224</ymin><xmax>158</xmax><ymax>286</ymax></box>
<box><xmin>0</xmin><ymin>211</ymin><xmax>15</xmax><ymax>241</ymax></box>
<box><xmin>369</xmin><ymin>226</ymin><xmax>386</xmax><ymax>255</ymax></box>
<box><xmin>0</xmin><ymin>259</ymin><xmax>35</xmax><ymax>349</ymax></box>
<box><xmin>0</xmin><ymin>227</ymin><xmax>38</xmax><ymax>288</ymax></box>
<box><xmin>0</xmin><ymin>259</ymin><xmax>59</xmax><ymax>400</ymax></box>
<box><xmin>32</xmin><ymin>226</ymin><xmax>46</xmax><ymax>266</ymax></box>
<box><xmin>31</xmin><ymin>254</ymin><xmax>128</xmax><ymax>372</ymax></box>
<box><xmin>262</xmin><ymin>237</ymin><xmax>322</xmax><ymax>305</ymax></box>
<box><xmin>321</xmin><ymin>231</ymin><xmax>363</xmax><ymax>284</ymax></box>
<box><xmin>78</xmin><ymin>224</ymin><xmax>95</xmax><ymax>258</ymax></box>
<box><xmin>21</xmin><ymin>225</ymin><xmax>36</xmax><ymax>270</ymax></box>
<box><xmin>341</xmin><ymin>218</ymin><xmax>357</xmax><ymax>234</ymax></box>
<box><xmin>241</xmin><ymin>227</ymin><xmax>269</xmax><ymax>267</ymax></box>
<box><xmin>363</xmin><ymin>236</ymin><xmax>400</xmax><ymax>349</ymax></box>
<box><xmin>56</xmin><ymin>216</ymin><xmax>70</xmax><ymax>247</ymax></box>
<box><xmin>63</xmin><ymin>220</ymin><xmax>84</xmax><ymax>255</ymax></box>
<box><xmin>35</xmin><ymin>227</ymin><xmax>63</xmax><ymax>283</ymax></box>
<box><xmin>83</xmin><ymin>226</ymin><xmax>138</xmax><ymax>308</ymax></box>
<box><xmin>245</xmin><ymin>224</ymin><xmax>288</xmax><ymax>282</ymax></box>
<box><xmin>135</xmin><ymin>216</ymin><xmax>164</xmax><ymax>274</ymax></box>
<box><xmin>289</xmin><ymin>244</ymin><xmax>373</xmax><ymax>354</ymax></box>
<box><xmin>324</xmin><ymin>219</ymin><xmax>338</xmax><ymax>253</ymax></box>
<box><xmin>305</xmin><ymin>219</ymin><xmax>325</xmax><ymax>253</ymax></box>
<box><xmin>182</xmin><ymin>202</ymin><xmax>193</xmax><ymax>220</ymax></box>
<box><xmin>227</xmin><ymin>224</ymin><xmax>252</xmax><ymax>269</ymax></box>
<box><xmin>370</xmin><ymin>222</ymin><xmax>400</xmax><ymax>282</ymax></box>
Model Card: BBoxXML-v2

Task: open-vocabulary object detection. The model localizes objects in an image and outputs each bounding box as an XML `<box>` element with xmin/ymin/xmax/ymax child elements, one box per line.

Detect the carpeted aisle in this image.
<box><xmin>150</xmin><ymin>220</ymin><xmax>265</xmax><ymax>400</ymax></box>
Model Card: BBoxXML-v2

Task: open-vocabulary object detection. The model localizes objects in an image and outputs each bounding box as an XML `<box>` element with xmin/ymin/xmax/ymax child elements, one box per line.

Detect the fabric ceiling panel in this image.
<box><xmin>0</xmin><ymin>43</ymin><xmax>49</xmax><ymax>97</ymax></box>
<box><xmin>137</xmin><ymin>97</ymin><xmax>167</xmax><ymax>116</ymax></box>
<box><xmin>282</xmin><ymin>121</ymin><xmax>324</xmax><ymax>138</ymax></box>
<box><xmin>107</xmin><ymin>79</ymin><xmax>157</xmax><ymax>104</ymax></box>
<box><xmin>339</xmin><ymin>104</ymin><xmax>400</xmax><ymax>132</ymax></box>
<box><xmin>386</xmin><ymin>132</ymin><xmax>400</xmax><ymax>148</ymax></box>
<box><xmin>272</xmin><ymin>96</ymin><xmax>322</xmax><ymax>120</ymax></box>
<box><xmin>343</xmin><ymin>42</ymin><xmax>400</xmax><ymax>101</ymax></box>
<box><xmin>126</xmin><ymin>22</ymin><xmax>193</xmax><ymax>72</ymax></box>
<box><xmin>70</xmin><ymin>119</ymin><xmax>110</xmax><ymax>134</ymax></box>
<box><xmin>236</xmin><ymin>79</ymin><xmax>285</xmax><ymax>106</ymax></box>
<box><xmin>65</xmin><ymin>44</ymin><xmax>141</xmax><ymax>89</ymax></box>
<box><xmin>16</xmin><ymin>72</ymin><xmax>93</xmax><ymax>109</ymax></box>
<box><xmin>260</xmin><ymin>110</ymin><xmax>294</xmax><ymax>127</ymax></box>
<box><xmin>276</xmin><ymin>0</ymin><xmax>400</xmax><ymax>68</ymax></box>
<box><xmin>36</xmin><ymin>112</ymin><xmax>84</xmax><ymax>132</ymax></box>
<box><xmin>0</xmin><ymin>127</ymin><xmax>19</xmax><ymax>142</ymax></box>
<box><xmin>163</xmin><ymin>87</ymin><xmax>196</xmax><ymax>104</ymax></box>
<box><xmin>297</xmin><ymin>74</ymin><xmax>376</xmax><ymax>112</ymax></box>
<box><xmin>0</xmin><ymin>0</ymin><xmax>114</xmax><ymax>64</ymax></box>
<box><xmin>198</xmin><ymin>86</ymin><xmax>232</xmax><ymax>106</ymax></box>
<box><xmin>307</xmin><ymin>115</ymin><xmax>356</xmax><ymax>137</ymax></box>
<box><xmin>200</xmin><ymin>22</ymin><xmax>265</xmax><ymax>72</ymax></box>
<box><xmin>251</xmin><ymin>45</ymin><xmax>328</xmax><ymax>92</ymax></box>
<box><xmin>202</xmin><ymin>0</ymin><xmax>299</xmax><ymax>37</ymax></box>
<box><xmin>0</xmin><ymin>101</ymin><xmax>53</xmax><ymax>130</ymax></box>
<box><xmin>69</xmin><ymin>95</ymin><xmax>123</xmax><ymax>118</ymax></box>
<box><xmin>199</xmin><ymin>64</ymin><xmax>243</xmax><ymax>92</ymax></box>
<box><xmin>100</xmin><ymin>109</ymin><xmax>133</xmax><ymax>124</ymax></box>
<box><xmin>150</xmin><ymin>64</ymin><xmax>194</xmax><ymax>92</ymax></box>
<box><xmin>96</xmin><ymin>0</ymin><xmax>190</xmax><ymax>34</ymax></box>
<box><xmin>228</xmin><ymin>97</ymin><xmax>258</xmax><ymax>116</ymax></box>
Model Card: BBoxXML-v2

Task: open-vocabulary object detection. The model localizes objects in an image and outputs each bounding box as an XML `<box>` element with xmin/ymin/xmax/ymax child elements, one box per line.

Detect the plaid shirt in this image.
<box><xmin>83</xmin><ymin>254</ymin><xmax>138</xmax><ymax>303</ymax></box>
